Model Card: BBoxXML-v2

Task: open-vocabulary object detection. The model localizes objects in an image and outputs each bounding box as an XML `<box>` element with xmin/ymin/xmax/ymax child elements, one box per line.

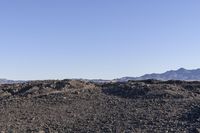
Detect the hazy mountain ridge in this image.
<box><xmin>2</xmin><ymin>68</ymin><xmax>200</xmax><ymax>84</ymax></box>
<box><xmin>117</xmin><ymin>68</ymin><xmax>200</xmax><ymax>82</ymax></box>
<box><xmin>0</xmin><ymin>79</ymin><xmax>24</xmax><ymax>84</ymax></box>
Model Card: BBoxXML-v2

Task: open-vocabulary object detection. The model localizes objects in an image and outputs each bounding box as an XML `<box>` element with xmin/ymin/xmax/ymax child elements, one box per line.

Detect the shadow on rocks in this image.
<box><xmin>102</xmin><ymin>84</ymin><xmax>150</xmax><ymax>99</ymax></box>
<box><xmin>181</xmin><ymin>105</ymin><xmax>200</xmax><ymax>123</ymax></box>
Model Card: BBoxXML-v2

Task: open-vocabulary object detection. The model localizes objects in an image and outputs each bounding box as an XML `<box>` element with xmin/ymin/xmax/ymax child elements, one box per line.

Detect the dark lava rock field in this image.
<box><xmin>0</xmin><ymin>79</ymin><xmax>200</xmax><ymax>133</ymax></box>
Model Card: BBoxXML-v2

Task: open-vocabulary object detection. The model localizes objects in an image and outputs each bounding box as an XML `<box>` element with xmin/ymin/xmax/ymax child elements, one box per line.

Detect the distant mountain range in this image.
<box><xmin>116</xmin><ymin>68</ymin><xmax>200</xmax><ymax>82</ymax></box>
<box><xmin>0</xmin><ymin>79</ymin><xmax>24</xmax><ymax>84</ymax></box>
<box><xmin>1</xmin><ymin>68</ymin><xmax>200</xmax><ymax>84</ymax></box>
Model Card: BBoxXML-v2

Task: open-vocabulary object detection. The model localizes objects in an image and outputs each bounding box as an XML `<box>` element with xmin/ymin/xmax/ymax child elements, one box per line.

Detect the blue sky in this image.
<box><xmin>0</xmin><ymin>0</ymin><xmax>200</xmax><ymax>80</ymax></box>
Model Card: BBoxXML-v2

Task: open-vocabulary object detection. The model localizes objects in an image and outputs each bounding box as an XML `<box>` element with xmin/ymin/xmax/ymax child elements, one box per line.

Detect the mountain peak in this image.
<box><xmin>178</xmin><ymin>67</ymin><xmax>186</xmax><ymax>70</ymax></box>
<box><xmin>177</xmin><ymin>68</ymin><xmax>187</xmax><ymax>71</ymax></box>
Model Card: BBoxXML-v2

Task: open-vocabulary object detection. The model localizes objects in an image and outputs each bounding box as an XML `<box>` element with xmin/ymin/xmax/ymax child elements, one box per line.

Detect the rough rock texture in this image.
<box><xmin>0</xmin><ymin>79</ymin><xmax>200</xmax><ymax>132</ymax></box>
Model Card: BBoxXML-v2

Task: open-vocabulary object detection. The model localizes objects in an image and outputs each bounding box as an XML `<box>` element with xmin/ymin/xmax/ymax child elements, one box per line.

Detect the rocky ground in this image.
<box><xmin>0</xmin><ymin>79</ymin><xmax>200</xmax><ymax>133</ymax></box>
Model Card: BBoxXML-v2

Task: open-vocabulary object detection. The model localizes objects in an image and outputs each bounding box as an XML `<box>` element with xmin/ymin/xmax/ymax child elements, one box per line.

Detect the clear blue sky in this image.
<box><xmin>0</xmin><ymin>0</ymin><xmax>200</xmax><ymax>80</ymax></box>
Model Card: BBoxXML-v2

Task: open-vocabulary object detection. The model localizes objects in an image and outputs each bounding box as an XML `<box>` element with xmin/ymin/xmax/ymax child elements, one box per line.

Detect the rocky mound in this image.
<box><xmin>0</xmin><ymin>79</ymin><xmax>199</xmax><ymax>132</ymax></box>
<box><xmin>103</xmin><ymin>80</ymin><xmax>199</xmax><ymax>99</ymax></box>
<box><xmin>0</xmin><ymin>80</ymin><xmax>96</xmax><ymax>98</ymax></box>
